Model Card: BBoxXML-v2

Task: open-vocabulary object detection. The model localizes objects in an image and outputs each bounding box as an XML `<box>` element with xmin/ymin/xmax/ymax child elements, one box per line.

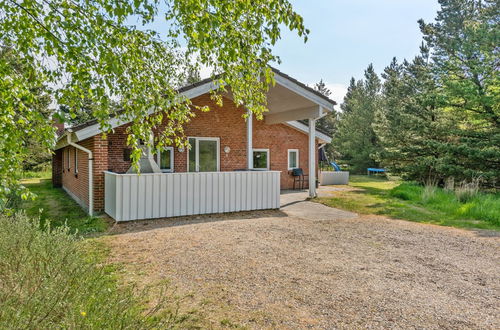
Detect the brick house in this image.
<box><xmin>53</xmin><ymin>68</ymin><xmax>335</xmax><ymax>221</ymax></box>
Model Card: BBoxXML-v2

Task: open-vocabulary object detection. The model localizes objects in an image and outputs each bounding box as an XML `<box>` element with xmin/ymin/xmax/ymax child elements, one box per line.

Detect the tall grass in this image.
<box><xmin>390</xmin><ymin>182</ymin><xmax>500</xmax><ymax>227</ymax></box>
<box><xmin>0</xmin><ymin>213</ymin><xmax>199</xmax><ymax>329</ymax></box>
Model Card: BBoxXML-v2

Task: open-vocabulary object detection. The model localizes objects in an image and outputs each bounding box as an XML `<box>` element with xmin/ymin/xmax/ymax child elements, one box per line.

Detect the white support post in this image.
<box><xmin>247</xmin><ymin>109</ymin><xmax>253</xmax><ymax>169</ymax></box>
<box><xmin>309</xmin><ymin>116</ymin><xmax>317</xmax><ymax>198</ymax></box>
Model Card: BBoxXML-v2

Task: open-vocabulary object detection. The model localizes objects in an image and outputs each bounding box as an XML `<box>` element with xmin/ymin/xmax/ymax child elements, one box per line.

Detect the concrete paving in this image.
<box><xmin>280</xmin><ymin>187</ymin><xmax>358</xmax><ymax>221</ymax></box>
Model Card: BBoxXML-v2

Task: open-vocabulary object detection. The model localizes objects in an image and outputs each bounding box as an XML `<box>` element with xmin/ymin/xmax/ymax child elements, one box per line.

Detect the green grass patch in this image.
<box><xmin>19</xmin><ymin>176</ymin><xmax>107</xmax><ymax>235</ymax></box>
<box><xmin>315</xmin><ymin>175</ymin><xmax>499</xmax><ymax>231</ymax></box>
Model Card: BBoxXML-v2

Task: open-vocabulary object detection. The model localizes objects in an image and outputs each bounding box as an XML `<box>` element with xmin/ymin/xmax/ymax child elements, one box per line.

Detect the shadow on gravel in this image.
<box><xmin>107</xmin><ymin>209</ymin><xmax>289</xmax><ymax>235</ymax></box>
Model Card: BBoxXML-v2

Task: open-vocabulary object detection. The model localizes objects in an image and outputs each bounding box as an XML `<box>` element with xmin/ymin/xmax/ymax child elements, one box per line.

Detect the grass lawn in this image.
<box><xmin>19</xmin><ymin>173</ymin><xmax>108</xmax><ymax>235</ymax></box>
<box><xmin>315</xmin><ymin>175</ymin><xmax>500</xmax><ymax>231</ymax></box>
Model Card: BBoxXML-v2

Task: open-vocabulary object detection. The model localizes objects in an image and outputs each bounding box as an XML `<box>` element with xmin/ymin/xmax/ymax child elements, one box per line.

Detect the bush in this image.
<box><xmin>0</xmin><ymin>213</ymin><xmax>198</xmax><ymax>329</ymax></box>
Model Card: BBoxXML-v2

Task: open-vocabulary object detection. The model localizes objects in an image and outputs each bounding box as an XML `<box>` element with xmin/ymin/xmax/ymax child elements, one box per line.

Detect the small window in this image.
<box><xmin>156</xmin><ymin>147</ymin><xmax>174</xmax><ymax>172</ymax></box>
<box><xmin>123</xmin><ymin>148</ymin><xmax>131</xmax><ymax>162</ymax></box>
<box><xmin>62</xmin><ymin>149</ymin><xmax>65</xmax><ymax>172</ymax></box>
<box><xmin>288</xmin><ymin>149</ymin><xmax>299</xmax><ymax>170</ymax></box>
<box><xmin>67</xmin><ymin>148</ymin><xmax>71</xmax><ymax>170</ymax></box>
<box><xmin>252</xmin><ymin>149</ymin><xmax>269</xmax><ymax>170</ymax></box>
<box><xmin>74</xmin><ymin>148</ymin><xmax>78</xmax><ymax>174</ymax></box>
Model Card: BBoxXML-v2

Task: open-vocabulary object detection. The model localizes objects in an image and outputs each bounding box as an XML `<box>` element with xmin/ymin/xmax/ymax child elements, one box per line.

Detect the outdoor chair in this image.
<box><xmin>291</xmin><ymin>168</ymin><xmax>308</xmax><ymax>189</ymax></box>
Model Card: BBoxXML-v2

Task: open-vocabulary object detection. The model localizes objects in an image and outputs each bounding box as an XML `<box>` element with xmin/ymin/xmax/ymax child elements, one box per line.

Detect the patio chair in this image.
<box><xmin>291</xmin><ymin>168</ymin><xmax>308</xmax><ymax>189</ymax></box>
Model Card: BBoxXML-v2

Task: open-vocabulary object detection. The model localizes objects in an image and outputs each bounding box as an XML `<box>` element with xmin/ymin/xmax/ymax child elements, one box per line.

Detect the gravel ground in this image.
<box><xmin>107</xmin><ymin>192</ymin><xmax>499</xmax><ymax>329</ymax></box>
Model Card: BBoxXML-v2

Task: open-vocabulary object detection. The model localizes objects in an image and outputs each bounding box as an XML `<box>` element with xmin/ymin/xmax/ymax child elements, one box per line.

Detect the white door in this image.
<box><xmin>188</xmin><ymin>138</ymin><xmax>220</xmax><ymax>172</ymax></box>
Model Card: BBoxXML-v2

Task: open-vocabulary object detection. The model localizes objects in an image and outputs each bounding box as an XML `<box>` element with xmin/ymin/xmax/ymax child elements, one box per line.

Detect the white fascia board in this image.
<box><xmin>59</xmin><ymin>74</ymin><xmax>334</xmax><ymax>144</ymax></box>
<box><xmin>285</xmin><ymin>121</ymin><xmax>332</xmax><ymax>144</ymax></box>
<box><xmin>273</xmin><ymin>73</ymin><xmax>335</xmax><ymax>112</ymax></box>
<box><xmin>265</xmin><ymin>106</ymin><xmax>322</xmax><ymax>124</ymax></box>
<box><xmin>70</xmin><ymin>81</ymin><xmax>219</xmax><ymax>143</ymax></box>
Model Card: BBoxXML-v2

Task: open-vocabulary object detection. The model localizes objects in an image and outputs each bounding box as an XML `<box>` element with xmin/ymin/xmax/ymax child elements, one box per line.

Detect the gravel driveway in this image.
<box><xmin>107</xmin><ymin>189</ymin><xmax>499</xmax><ymax>329</ymax></box>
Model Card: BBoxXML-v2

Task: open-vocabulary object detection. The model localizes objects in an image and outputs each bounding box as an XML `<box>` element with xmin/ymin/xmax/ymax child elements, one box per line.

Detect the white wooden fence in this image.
<box><xmin>104</xmin><ymin>171</ymin><xmax>281</xmax><ymax>221</ymax></box>
<box><xmin>320</xmin><ymin>171</ymin><xmax>350</xmax><ymax>185</ymax></box>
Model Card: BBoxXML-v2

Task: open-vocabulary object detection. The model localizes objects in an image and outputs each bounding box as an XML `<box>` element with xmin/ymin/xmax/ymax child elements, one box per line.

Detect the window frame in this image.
<box><xmin>67</xmin><ymin>148</ymin><xmax>71</xmax><ymax>170</ymax></box>
<box><xmin>252</xmin><ymin>148</ymin><xmax>270</xmax><ymax>171</ymax></box>
<box><xmin>186</xmin><ymin>137</ymin><xmax>220</xmax><ymax>172</ymax></box>
<box><xmin>74</xmin><ymin>148</ymin><xmax>78</xmax><ymax>175</ymax></box>
<box><xmin>287</xmin><ymin>149</ymin><xmax>299</xmax><ymax>170</ymax></box>
<box><xmin>156</xmin><ymin>147</ymin><xmax>174</xmax><ymax>173</ymax></box>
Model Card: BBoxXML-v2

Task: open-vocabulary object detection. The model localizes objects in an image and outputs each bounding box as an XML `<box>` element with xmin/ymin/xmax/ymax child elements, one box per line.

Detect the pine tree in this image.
<box><xmin>374</xmin><ymin>0</ymin><xmax>499</xmax><ymax>187</ymax></box>
<box><xmin>334</xmin><ymin>64</ymin><xmax>383</xmax><ymax>173</ymax></box>
<box><xmin>313</xmin><ymin>80</ymin><xmax>337</xmax><ymax>160</ymax></box>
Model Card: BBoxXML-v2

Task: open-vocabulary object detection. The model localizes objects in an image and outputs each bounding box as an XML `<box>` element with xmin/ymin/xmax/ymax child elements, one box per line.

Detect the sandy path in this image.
<box><xmin>106</xmin><ymin>202</ymin><xmax>499</xmax><ymax>329</ymax></box>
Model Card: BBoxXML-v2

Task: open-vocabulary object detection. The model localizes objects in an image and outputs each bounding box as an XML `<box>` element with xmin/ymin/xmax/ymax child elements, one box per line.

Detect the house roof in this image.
<box><xmin>56</xmin><ymin>67</ymin><xmax>335</xmax><ymax>149</ymax></box>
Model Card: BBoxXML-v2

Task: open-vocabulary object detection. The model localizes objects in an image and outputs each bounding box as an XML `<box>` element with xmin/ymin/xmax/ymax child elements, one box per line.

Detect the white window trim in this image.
<box><xmin>186</xmin><ymin>137</ymin><xmax>220</xmax><ymax>172</ymax></box>
<box><xmin>74</xmin><ymin>148</ymin><xmax>78</xmax><ymax>174</ymax></box>
<box><xmin>156</xmin><ymin>147</ymin><xmax>174</xmax><ymax>173</ymax></box>
<box><xmin>252</xmin><ymin>148</ymin><xmax>270</xmax><ymax>170</ymax></box>
<box><xmin>288</xmin><ymin>149</ymin><xmax>299</xmax><ymax>170</ymax></box>
<box><xmin>67</xmin><ymin>148</ymin><xmax>71</xmax><ymax>170</ymax></box>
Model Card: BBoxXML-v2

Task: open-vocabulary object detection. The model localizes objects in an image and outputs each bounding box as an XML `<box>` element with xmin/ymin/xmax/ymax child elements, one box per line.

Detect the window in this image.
<box><xmin>67</xmin><ymin>148</ymin><xmax>71</xmax><ymax>170</ymax></box>
<box><xmin>187</xmin><ymin>137</ymin><xmax>220</xmax><ymax>172</ymax></box>
<box><xmin>288</xmin><ymin>149</ymin><xmax>299</xmax><ymax>170</ymax></box>
<box><xmin>252</xmin><ymin>149</ymin><xmax>269</xmax><ymax>170</ymax></box>
<box><xmin>156</xmin><ymin>147</ymin><xmax>174</xmax><ymax>172</ymax></box>
<box><xmin>123</xmin><ymin>148</ymin><xmax>131</xmax><ymax>161</ymax></box>
<box><xmin>74</xmin><ymin>148</ymin><xmax>78</xmax><ymax>174</ymax></box>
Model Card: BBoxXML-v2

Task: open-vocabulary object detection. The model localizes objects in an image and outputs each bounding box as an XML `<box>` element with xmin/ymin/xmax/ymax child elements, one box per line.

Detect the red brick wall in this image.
<box><xmin>92</xmin><ymin>134</ymin><xmax>108</xmax><ymax>212</ymax></box>
<box><xmin>60</xmin><ymin>93</ymin><xmax>320</xmax><ymax>213</ymax></box>
<box><xmin>105</xmin><ymin>94</ymin><xmax>319</xmax><ymax>189</ymax></box>
<box><xmin>59</xmin><ymin>135</ymin><xmax>110</xmax><ymax>213</ymax></box>
<box><xmin>60</xmin><ymin>138</ymin><xmax>92</xmax><ymax>210</ymax></box>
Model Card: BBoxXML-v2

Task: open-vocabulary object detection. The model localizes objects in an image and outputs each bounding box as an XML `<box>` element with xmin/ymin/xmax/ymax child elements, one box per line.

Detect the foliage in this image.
<box><xmin>337</xmin><ymin>0</ymin><xmax>499</xmax><ymax>186</ymax></box>
<box><xmin>315</xmin><ymin>175</ymin><xmax>500</xmax><ymax>230</ymax></box>
<box><xmin>0</xmin><ymin>47</ymin><xmax>54</xmax><ymax>201</ymax></box>
<box><xmin>334</xmin><ymin>65</ymin><xmax>383</xmax><ymax>173</ymax></box>
<box><xmin>313</xmin><ymin>79</ymin><xmax>337</xmax><ymax>159</ymax></box>
<box><xmin>0</xmin><ymin>213</ymin><xmax>199</xmax><ymax>328</ymax></box>
<box><xmin>17</xmin><ymin>176</ymin><xmax>107</xmax><ymax>235</ymax></box>
<box><xmin>0</xmin><ymin>0</ymin><xmax>308</xmax><ymax>204</ymax></box>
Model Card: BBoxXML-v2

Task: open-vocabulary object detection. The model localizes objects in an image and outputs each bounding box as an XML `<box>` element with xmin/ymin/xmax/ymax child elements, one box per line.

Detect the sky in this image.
<box><xmin>130</xmin><ymin>0</ymin><xmax>441</xmax><ymax>107</ymax></box>
<box><xmin>272</xmin><ymin>0</ymin><xmax>441</xmax><ymax>106</ymax></box>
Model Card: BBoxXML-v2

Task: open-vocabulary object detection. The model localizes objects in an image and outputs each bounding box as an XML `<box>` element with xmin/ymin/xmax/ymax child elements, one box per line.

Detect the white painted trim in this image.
<box><xmin>285</xmin><ymin>121</ymin><xmax>332</xmax><ymax>144</ymax></box>
<box><xmin>308</xmin><ymin>117</ymin><xmax>317</xmax><ymax>198</ymax></box>
<box><xmin>156</xmin><ymin>147</ymin><xmax>174</xmax><ymax>173</ymax></box>
<box><xmin>265</xmin><ymin>105</ymin><xmax>322</xmax><ymax>124</ymax></box>
<box><xmin>246</xmin><ymin>109</ymin><xmax>253</xmax><ymax>169</ymax></box>
<box><xmin>57</xmin><ymin>70</ymin><xmax>334</xmax><ymax>147</ymax></box>
<box><xmin>187</xmin><ymin>137</ymin><xmax>220</xmax><ymax>172</ymax></box>
<box><xmin>74</xmin><ymin>148</ymin><xmax>78</xmax><ymax>174</ymax></box>
<box><xmin>274</xmin><ymin>74</ymin><xmax>335</xmax><ymax>112</ymax></box>
<box><xmin>67</xmin><ymin>148</ymin><xmax>71</xmax><ymax>170</ymax></box>
<box><xmin>287</xmin><ymin>149</ymin><xmax>299</xmax><ymax>170</ymax></box>
<box><xmin>252</xmin><ymin>148</ymin><xmax>270</xmax><ymax>170</ymax></box>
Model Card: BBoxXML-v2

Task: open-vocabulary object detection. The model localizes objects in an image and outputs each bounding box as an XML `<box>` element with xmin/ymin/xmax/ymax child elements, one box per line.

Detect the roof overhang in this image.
<box><xmin>56</xmin><ymin>68</ymin><xmax>335</xmax><ymax>149</ymax></box>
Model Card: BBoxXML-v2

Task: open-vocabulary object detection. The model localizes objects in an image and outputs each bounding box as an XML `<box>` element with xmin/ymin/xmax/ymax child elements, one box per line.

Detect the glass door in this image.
<box><xmin>188</xmin><ymin>138</ymin><xmax>219</xmax><ymax>172</ymax></box>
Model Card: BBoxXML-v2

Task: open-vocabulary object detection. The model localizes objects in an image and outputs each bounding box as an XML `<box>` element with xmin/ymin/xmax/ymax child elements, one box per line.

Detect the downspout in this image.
<box><xmin>66</xmin><ymin>129</ymin><xmax>93</xmax><ymax>216</ymax></box>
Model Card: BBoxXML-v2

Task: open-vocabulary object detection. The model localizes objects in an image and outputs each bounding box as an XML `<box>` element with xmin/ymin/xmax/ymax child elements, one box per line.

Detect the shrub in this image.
<box><xmin>0</xmin><ymin>213</ymin><xmax>198</xmax><ymax>329</ymax></box>
<box><xmin>454</xmin><ymin>178</ymin><xmax>481</xmax><ymax>203</ymax></box>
